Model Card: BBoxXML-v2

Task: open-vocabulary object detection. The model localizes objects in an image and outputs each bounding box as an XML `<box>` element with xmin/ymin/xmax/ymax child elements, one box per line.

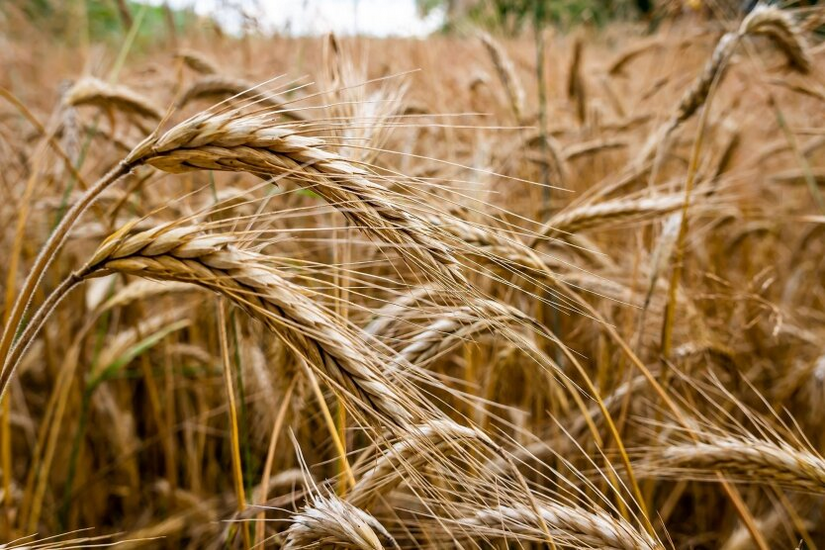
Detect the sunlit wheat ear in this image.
<box><xmin>639</xmin><ymin>436</ymin><xmax>825</xmax><ymax>494</ymax></box>
<box><xmin>478</xmin><ymin>31</ymin><xmax>525</xmax><ymax>123</ymax></box>
<box><xmin>175</xmin><ymin>49</ymin><xmax>219</xmax><ymax>75</ymax></box>
<box><xmin>456</xmin><ymin>503</ymin><xmax>663</xmax><ymax>550</ymax></box>
<box><xmin>284</xmin><ymin>493</ymin><xmax>400</xmax><ymax>550</ymax></box>
<box><xmin>125</xmin><ymin>111</ymin><xmax>462</xmax><ymax>285</ymax></box>
<box><xmin>176</xmin><ymin>76</ymin><xmax>307</xmax><ymax>121</ymax></box>
<box><xmin>347</xmin><ymin>420</ymin><xmax>492</xmax><ymax>509</ymax></box>
<box><xmin>65</xmin><ymin>76</ymin><xmax>163</xmax><ymax>121</ymax></box>
<box><xmin>78</xmin><ymin>223</ymin><xmax>418</xmax><ymax>425</ymax></box>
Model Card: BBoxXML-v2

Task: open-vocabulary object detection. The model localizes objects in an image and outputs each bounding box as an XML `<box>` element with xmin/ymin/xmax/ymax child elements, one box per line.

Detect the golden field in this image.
<box><xmin>1</xmin><ymin>2</ymin><xmax>825</xmax><ymax>548</ymax></box>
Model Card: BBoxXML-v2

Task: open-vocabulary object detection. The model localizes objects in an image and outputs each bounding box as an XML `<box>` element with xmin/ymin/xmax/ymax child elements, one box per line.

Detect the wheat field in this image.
<box><xmin>1</xmin><ymin>1</ymin><xmax>825</xmax><ymax>548</ymax></box>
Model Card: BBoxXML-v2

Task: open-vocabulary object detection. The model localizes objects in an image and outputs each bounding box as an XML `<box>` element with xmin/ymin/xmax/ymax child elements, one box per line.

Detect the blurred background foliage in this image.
<box><xmin>3</xmin><ymin>0</ymin><xmax>200</xmax><ymax>46</ymax></box>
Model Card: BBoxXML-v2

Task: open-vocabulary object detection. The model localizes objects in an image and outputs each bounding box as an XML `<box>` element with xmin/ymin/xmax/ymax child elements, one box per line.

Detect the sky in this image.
<box><xmin>153</xmin><ymin>0</ymin><xmax>446</xmax><ymax>37</ymax></box>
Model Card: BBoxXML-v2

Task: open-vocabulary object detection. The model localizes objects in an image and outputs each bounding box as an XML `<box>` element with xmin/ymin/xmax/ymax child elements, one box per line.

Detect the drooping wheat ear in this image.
<box><xmin>65</xmin><ymin>76</ymin><xmax>163</xmax><ymax>120</ymax></box>
<box><xmin>393</xmin><ymin>299</ymin><xmax>538</xmax><ymax>368</ymax></box>
<box><xmin>125</xmin><ymin>111</ymin><xmax>460</xmax><ymax>284</ymax></box>
<box><xmin>641</xmin><ymin>437</ymin><xmax>825</xmax><ymax>494</ymax></box>
<box><xmin>348</xmin><ymin>420</ymin><xmax>492</xmax><ymax>509</ymax></box>
<box><xmin>175</xmin><ymin>49</ymin><xmax>220</xmax><ymax>74</ymax></box>
<box><xmin>364</xmin><ymin>286</ymin><xmax>439</xmax><ymax>338</ymax></box>
<box><xmin>284</xmin><ymin>494</ymin><xmax>400</xmax><ymax>550</ymax></box>
<box><xmin>77</xmin><ymin>223</ymin><xmax>416</xmax><ymax>425</ymax></box>
<box><xmin>176</xmin><ymin>76</ymin><xmax>307</xmax><ymax>121</ymax></box>
<box><xmin>743</xmin><ymin>5</ymin><xmax>811</xmax><ymax>73</ymax></box>
<box><xmin>641</xmin><ymin>5</ymin><xmax>810</xmax><ymax>163</ymax></box>
<box><xmin>457</xmin><ymin>503</ymin><xmax>662</xmax><ymax>550</ymax></box>
<box><xmin>478</xmin><ymin>31</ymin><xmax>525</xmax><ymax>123</ymax></box>
<box><xmin>535</xmin><ymin>193</ymin><xmax>690</xmax><ymax>243</ymax></box>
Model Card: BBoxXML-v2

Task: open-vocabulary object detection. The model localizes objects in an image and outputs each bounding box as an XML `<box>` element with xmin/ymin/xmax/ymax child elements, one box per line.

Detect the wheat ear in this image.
<box><xmin>642</xmin><ymin>437</ymin><xmax>825</xmax><ymax>494</ymax></box>
<box><xmin>65</xmin><ymin>76</ymin><xmax>162</xmax><ymax>120</ymax></box>
<box><xmin>126</xmin><ymin>111</ymin><xmax>460</xmax><ymax>284</ymax></box>
<box><xmin>176</xmin><ymin>75</ymin><xmax>307</xmax><ymax>121</ymax></box>
<box><xmin>75</xmin><ymin>223</ymin><xmax>417</xmax><ymax>425</ymax></box>
<box><xmin>284</xmin><ymin>493</ymin><xmax>400</xmax><ymax>550</ymax></box>
<box><xmin>175</xmin><ymin>49</ymin><xmax>220</xmax><ymax>74</ymax></box>
<box><xmin>478</xmin><ymin>31</ymin><xmax>525</xmax><ymax>123</ymax></box>
<box><xmin>458</xmin><ymin>503</ymin><xmax>662</xmax><ymax>550</ymax></box>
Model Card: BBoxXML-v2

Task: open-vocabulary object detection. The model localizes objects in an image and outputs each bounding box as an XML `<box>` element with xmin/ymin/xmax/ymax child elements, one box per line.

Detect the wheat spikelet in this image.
<box><xmin>457</xmin><ymin>503</ymin><xmax>662</xmax><ymax>550</ymax></box>
<box><xmin>125</xmin><ymin>112</ymin><xmax>460</xmax><ymax>284</ymax></box>
<box><xmin>175</xmin><ymin>49</ymin><xmax>219</xmax><ymax>74</ymax></box>
<box><xmin>176</xmin><ymin>75</ymin><xmax>306</xmax><ymax>121</ymax></box>
<box><xmin>478</xmin><ymin>31</ymin><xmax>525</xmax><ymax>123</ymax></box>
<box><xmin>348</xmin><ymin>420</ymin><xmax>491</xmax><ymax>509</ymax></box>
<box><xmin>79</xmin><ymin>223</ymin><xmax>417</xmax><ymax>425</ymax></box>
<box><xmin>65</xmin><ymin>76</ymin><xmax>163</xmax><ymax>120</ymax></box>
<box><xmin>284</xmin><ymin>493</ymin><xmax>400</xmax><ymax>550</ymax></box>
<box><xmin>642</xmin><ymin>437</ymin><xmax>825</xmax><ymax>494</ymax></box>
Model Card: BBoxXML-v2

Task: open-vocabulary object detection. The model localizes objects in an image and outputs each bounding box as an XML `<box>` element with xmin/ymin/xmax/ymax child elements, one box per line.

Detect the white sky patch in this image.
<box><xmin>152</xmin><ymin>0</ymin><xmax>445</xmax><ymax>37</ymax></box>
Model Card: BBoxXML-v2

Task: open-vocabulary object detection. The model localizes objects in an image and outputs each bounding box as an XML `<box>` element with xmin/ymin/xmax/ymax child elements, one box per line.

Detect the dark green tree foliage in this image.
<box><xmin>420</xmin><ymin>0</ymin><xmax>652</xmax><ymax>33</ymax></box>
